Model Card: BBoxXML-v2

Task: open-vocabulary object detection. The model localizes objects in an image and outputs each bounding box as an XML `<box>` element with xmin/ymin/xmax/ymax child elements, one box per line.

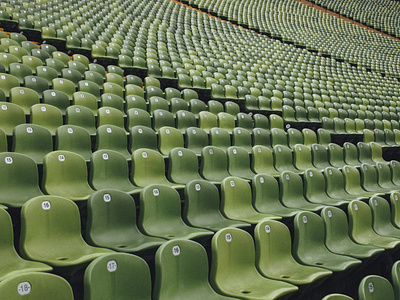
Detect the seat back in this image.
<box><xmin>95</xmin><ymin>125</ymin><xmax>130</xmax><ymax>160</ymax></box>
<box><xmin>158</xmin><ymin>126</ymin><xmax>184</xmax><ymax>156</ymax></box>
<box><xmin>56</xmin><ymin>125</ymin><xmax>92</xmax><ymax>161</ymax></box>
<box><xmin>358</xmin><ymin>275</ymin><xmax>395</xmax><ymax>300</ymax></box>
<box><xmin>185</xmin><ymin>127</ymin><xmax>208</xmax><ymax>155</ymax></box>
<box><xmin>200</xmin><ymin>146</ymin><xmax>230</xmax><ymax>182</ymax></box>
<box><xmin>168</xmin><ymin>148</ymin><xmax>202</xmax><ymax>184</ymax></box>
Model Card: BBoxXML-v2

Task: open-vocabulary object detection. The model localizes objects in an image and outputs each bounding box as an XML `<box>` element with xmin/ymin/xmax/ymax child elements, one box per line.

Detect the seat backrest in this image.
<box><xmin>217</xmin><ymin>112</ymin><xmax>235</xmax><ymax>133</ymax></box>
<box><xmin>84</xmin><ymin>253</ymin><xmax>151</xmax><ymax>300</ymax></box>
<box><xmin>185</xmin><ymin>127</ymin><xmax>209</xmax><ymax>155</ymax></box>
<box><xmin>0</xmin><ymin>102</ymin><xmax>26</xmax><ymax>135</ymax></box>
<box><xmin>271</xmin><ymin>128</ymin><xmax>288</xmax><ymax>147</ymax></box>
<box><xmin>12</xmin><ymin>124</ymin><xmax>53</xmax><ymax>164</ymax></box>
<box><xmin>158</xmin><ymin>126</ymin><xmax>184</xmax><ymax>156</ymax></box>
<box><xmin>55</xmin><ymin>125</ymin><xmax>92</xmax><ymax>161</ymax></box>
<box><xmin>168</xmin><ymin>148</ymin><xmax>202</xmax><ymax>184</ymax></box>
<box><xmin>343</xmin><ymin>142</ymin><xmax>360</xmax><ymax>166</ymax></box>
<box><xmin>328</xmin><ymin>143</ymin><xmax>346</xmax><ymax>168</ymax></box>
<box><xmin>200</xmin><ymin>146</ymin><xmax>230</xmax><ymax>182</ymax></box>
<box><xmin>30</xmin><ymin>103</ymin><xmax>63</xmax><ymax>135</ymax></box>
<box><xmin>252</xmin><ymin>128</ymin><xmax>272</xmax><ymax>148</ymax></box>
<box><xmin>287</xmin><ymin>128</ymin><xmax>303</xmax><ymax>149</ymax></box>
<box><xmin>131</xmin><ymin>149</ymin><xmax>170</xmax><ymax>187</ymax></box>
<box><xmin>0</xmin><ymin>152</ymin><xmax>43</xmax><ymax>207</ymax></box>
<box><xmin>232</xmin><ymin>127</ymin><xmax>252</xmax><ymax>152</ymax></box>
<box><xmin>152</xmin><ymin>109</ymin><xmax>175</xmax><ymax>131</ymax></box>
<box><xmin>0</xmin><ymin>272</ymin><xmax>74</xmax><ymax>300</ymax></box>
<box><xmin>154</xmin><ymin>239</ymin><xmax>223</xmax><ymax>299</ymax></box>
<box><xmin>95</xmin><ymin>125</ymin><xmax>130</xmax><ymax>160</ymax></box>
<box><xmin>358</xmin><ymin>275</ymin><xmax>395</xmax><ymax>300</ymax></box>
<box><xmin>210</xmin><ymin>127</ymin><xmax>231</xmax><ymax>151</ymax></box>
<box><xmin>66</xmin><ymin>105</ymin><xmax>96</xmax><ymax>135</ymax></box>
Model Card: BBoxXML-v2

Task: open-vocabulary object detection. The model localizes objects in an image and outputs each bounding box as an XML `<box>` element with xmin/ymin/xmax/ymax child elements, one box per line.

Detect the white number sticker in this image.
<box><xmin>27</xmin><ymin>127</ymin><xmax>33</xmax><ymax>133</ymax></box>
<box><xmin>172</xmin><ymin>246</ymin><xmax>180</xmax><ymax>256</ymax></box>
<box><xmin>265</xmin><ymin>225</ymin><xmax>271</xmax><ymax>233</ymax></box>
<box><xmin>195</xmin><ymin>184</ymin><xmax>201</xmax><ymax>191</ymax></box>
<box><xmin>230</xmin><ymin>180</ymin><xmax>235</xmax><ymax>187</ymax></box>
<box><xmin>5</xmin><ymin>157</ymin><xmax>13</xmax><ymax>164</ymax></box>
<box><xmin>42</xmin><ymin>201</ymin><xmax>51</xmax><ymax>210</ymax></box>
<box><xmin>102</xmin><ymin>153</ymin><xmax>109</xmax><ymax>160</ymax></box>
<box><xmin>153</xmin><ymin>189</ymin><xmax>159</xmax><ymax>196</ymax></box>
<box><xmin>225</xmin><ymin>233</ymin><xmax>232</xmax><ymax>242</ymax></box>
<box><xmin>103</xmin><ymin>194</ymin><xmax>111</xmax><ymax>202</ymax></box>
<box><xmin>17</xmin><ymin>282</ymin><xmax>31</xmax><ymax>295</ymax></box>
<box><xmin>107</xmin><ymin>260</ymin><xmax>117</xmax><ymax>272</ymax></box>
<box><xmin>107</xmin><ymin>127</ymin><xmax>112</xmax><ymax>133</ymax></box>
<box><xmin>142</xmin><ymin>152</ymin><xmax>147</xmax><ymax>158</ymax></box>
<box><xmin>303</xmin><ymin>215</ymin><xmax>307</xmax><ymax>223</ymax></box>
<box><xmin>58</xmin><ymin>154</ymin><xmax>65</xmax><ymax>162</ymax></box>
<box><xmin>67</xmin><ymin>128</ymin><xmax>74</xmax><ymax>134</ymax></box>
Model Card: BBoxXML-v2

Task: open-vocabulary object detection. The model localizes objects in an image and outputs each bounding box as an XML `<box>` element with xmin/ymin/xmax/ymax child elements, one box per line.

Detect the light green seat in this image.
<box><xmin>218</xmin><ymin>112</ymin><xmax>235</xmax><ymax>134</ymax></box>
<box><xmin>30</xmin><ymin>103</ymin><xmax>63</xmax><ymax>135</ymax></box>
<box><xmin>342</xmin><ymin>165</ymin><xmax>380</xmax><ymax>198</ymax></box>
<box><xmin>369</xmin><ymin>196</ymin><xmax>400</xmax><ymax>238</ymax></box>
<box><xmin>0</xmin><ymin>127</ymin><xmax>6</xmax><ymax>152</ymax></box>
<box><xmin>131</xmin><ymin>149</ymin><xmax>184</xmax><ymax>189</ymax></box>
<box><xmin>273</xmin><ymin>145</ymin><xmax>303</xmax><ymax>174</ymax></box>
<box><xmin>0</xmin><ymin>272</ymin><xmax>73</xmax><ymax>300</ymax></box>
<box><xmin>304</xmin><ymin>168</ymin><xmax>349</xmax><ymax>206</ymax></box>
<box><xmin>89</xmin><ymin>150</ymin><xmax>141</xmax><ymax>195</ymax></box>
<box><xmin>251</xmin><ymin>145</ymin><xmax>280</xmax><ymax>177</ymax></box>
<box><xmin>227</xmin><ymin>146</ymin><xmax>256</xmax><ymax>180</ymax></box>
<box><xmin>348</xmin><ymin>200</ymin><xmax>400</xmax><ymax>249</ymax></box>
<box><xmin>199</xmin><ymin>111</ymin><xmax>218</xmax><ymax>133</ymax></box>
<box><xmin>52</xmin><ymin>78</ymin><xmax>76</xmax><ymax>100</ymax></box>
<box><xmin>320</xmin><ymin>206</ymin><xmax>384</xmax><ymax>259</ymax></box>
<box><xmin>97</xmin><ymin>107</ymin><xmax>125</xmax><ymax>130</ymax></box>
<box><xmin>42</xmin><ymin>90</ymin><xmax>70</xmax><ymax>115</ymax></box>
<box><xmin>154</xmin><ymin>239</ymin><xmax>235</xmax><ymax>300</ymax></box>
<box><xmin>158</xmin><ymin>126</ymin><xmax>184</xmax><ymax>156</ymax></box>
<box><xmin>139</xmin><ymin>184</ymin><xmax>213</xmax><ymax>240</ymax></box>
<box><xmin>200</xmin><ymin>146</ymin><xmax>230</xmax><ymax>183</ymax></box>
<box><xmin>184</xmin><ymin>179</ymin><xmax>250</xmax><ymax>232</ymax></box>
<box><xmin>84</xmin><ymin>253</ymin><xmax>152</xmax><ymax>300</ymax></box>
<box><xmin>9</xmin><ymin>86</ymin><xmax>39</xmax><ymax>114</ymax></box>
<box><xmin>0</xmin><ymin>73</ymin><xmax>19</xmax><ymax>98</ymax></box>
<box><xmin>73</xmin><ymin>91</ymin><xmax>98</xmax><ymax>115</ymax></box>
<box><xmin>210</xmin><ymin>227</ymin><xmax>298</xmax><ymax>299</ymax></box>
<box><xmin>129</xmin><ymin>126</ymin><xmax>158</xmax><ymax>153</ymax></box>
<box><xmin>221</xmin><ymin>176</ymin><xmax>281</xmax><ymax>224</ymax></box>
<box><xmin>280</xmin><ymin>171</ymin><xmax>325</xmax><ymax>211</ymax></box>
<box><xmin>358</xmin><ymin>275</ymin><xmax>395</xmax><ymax>300</ymax></box>
<box><xmin>391</xmin><ymin>260</ymin><xmax>400</xmax><ymax>300</ymax></box>
<box><xmin>293</xmin><ymin>211</ymin><xmax>361</xmax><ymax>272</ymax></box>
<box><xmin>42</xmin><ymin>151</ymin><xmax>95</xmax><ymax>201</ymax></box>
<box><xmin>254</xmin><ymin>220</ymin><xmax>332</xmax><ymax>285</ymax></box>
<box><xmin>210</xmin><ymin>128</ymin><xmax>231</xmax><ymax>151</ymax></box>
<box><xmin>0</xmin><ymin>209</ymin><xmax>52</xmax><ymax>281</ymax></box>
<box><xmin>86</xmin><ymin>190</ymin><xmax>164</xmax><ymax>253</ymax></box>
<box><xmin>0</xmin><ymin>152</ymin><xmax>44</xmax><ymax>207</ymax></box>
<box><xmin>12</xmin><ymin>124</ymin><xmax>53</xmax><ymax>164</ymax></box>
<box><xmin>20</xmin><ymin>195</ymin><xmax>113</xmax><ymax>274</ymax></box>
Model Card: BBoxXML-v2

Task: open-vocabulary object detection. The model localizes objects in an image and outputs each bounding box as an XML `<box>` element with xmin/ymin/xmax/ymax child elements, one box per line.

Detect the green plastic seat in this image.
<box><xmin>131</xmin><ymin>149</ymin><xmax>184</xmax><ymax>189</ymax></box>
<box><xmin>252</xmin><ymin>128</ymin><xmax>272</xmax><ymax>149</ymax></box>
<box><xmin>66</xmin><ymin>105</ymin><xmax>96</xmax><ymax>136</ymax></box>
<box><xmin>185</xmin><ymin>127</ymin><xmax>209</xmax><ymax>156</ymax></box>
<box><xmin>361</xmin><ymin>163</ymin><xmax>392</xmax><ymax>194</ymax></box>
<box><xmin>210</xmin><ymin>128</ymin><xmax>231</xmax><ymax>151</ymax></box>
<box><xmin>343</xmin><ymin>142</ymin><xmax>361</xmax><ymax>167</ymax></box>
<box><xmin>129</xmin><ymin>126</ymin><xmax>158</xmax><ymax>153</ymax></box>
<box><xmin>251</xmin><ymin>145</ymin><xmax>280</xmax><ymax>177</ymax></box>
<box><xmin>269</xmin><ymin>114</ymin><xmax>284</xmax><ymax>129</ymax></box>
<box><xmin>0</xmin><ymin>73</ymin><xmax>19</xmax><ymax>98</ymax></box>
<box><xmin>168</xmin><ymin>148</ymin><xmax>203</xmax><ymax>184</ymax></box>
<box><xmin>139</xmin><ymin>184</ymin><xmax>213</xmax><ymax>240</ymax></box>
<box><xmin>200</xmin><ymin>146</ymin><xmax>230</xmax><ymax>182</ymax></box>
<box><xmin>127</xmin><ymin>108</ymin><xmax>151</xmax><ymax>129</ymax></box>
<box><xmin>280</xmin><ymin>171</ymin><xmax>325</xmax><ymax>211</ymax></box>
<box><xmin>254</xmin><ymin>220</ymin><xmax>332</xmax><ymax>285</ymax></box>
<box><xmin>154</xmin><ymin>239</ymin><xmax>234</xmax><ymax>300</ymax></box>
<box><xmin>208</xmin><ymin>100</ymin><xmax>224</xmax><ymax>115</ymax></box>
<box><xmin>0</xmin><ymin>152</ymin><xmax>44</xmax><ymax>207</ymax></box>
<box><xmin>86</xmin><ymin>190</ymin><xmax>164</xmax><ymax>253</ymax></box>
<box><xmin>20</xmin><ymin>195</ymin><xmax>113</xmax><ymax>274</ymax></box>
<box><xmin>9</xmin><ymin>63</ymin><xmax>32</xmax><ymax>84</ymax></box>
<box><xmin>89</xmin><ymin>150</ymin><xmax>141</xmax><ymax>195</ymax></box>
<box><xmin>0</xmin><ymin>272</ymin><xmax>73</xmax><ymax>300</ymax></box>
<box><xmin>149</xmin><ymin>96</ymin><xmax>169</xmax><ymax>114</ymax></box>
<box><xmin>322</xmin><ymin>294</ymin><xmax>354</xmax><ymax>300</ymax></box>
<box><xmin>348</xmin><ymin>200</ymin><xmax>400</xmax><ymax>249</ymax></box>
<box><xmin>0</xmin><ymin>209</ymin><xmax>52</xmax><ymax>281</ymax></box>
<box><xmin>184</xmin><ymin>179</ymin><xmax>250</xmax><ymax>232</ymax></box>
<box><xmin>369</xmin><ymin>196</ymin><xmax>400</xmax><ymax>238</ymax></box>
<box><xmin>79</xmin><ymin>80</ymin><xmax>101</xmax><ymax>101</ymax></box>
<box><xmin>158</xmin><ymin>126</ymin><xmax>184</xmax><ymax>156</ymax></box>
<box><xmin>227</xmin><ymin>146</ymin><xmax>256</xmax><ymax>180</ymax></box>
<box><xmin>232</xmin><ymin>127</ymin><xmax>252</xmax><ymax>153</ymax></box>
<box><xmin>304</xmin><ymin>168</ymin><xmax>349</xmax><ymax>206</ymax></box>
<box><xmin>73</xmin><ymin>91</ymin><xmax>98</xmax><ymax>115</ymax></box>
<box><xmin>318</xmin><ymin>128</ymin><xmax>331</xmax><ymax>147</ymax></box>
<box><xmin>327</xmin><ymin>143</ymin><xmax>347</xmax><ymax>169</ymax></box>
<box><xmin>52</xmin><ymin>78</ymin><xmax>76</xmax><ymax>100</ymax></box>
<box><xmin>392</xmin><ymin>260</ymin><xmax>400</xmax><ymax>300</ymax></box>
<box><xmin>210</xmin><ymin>227</ymin><xmax>298</xmax><ymax>299</ymax></box>
<box><xmin>294</xmin><ymin>144</ymin><xmax>322</xmax><ymax>172</ymax></box>
<box><xmin>271</xmin><ymin>128</ymin><xmax>288</xmax><ymax>148</ymax></box>
<box><xmin>56</xmin><ymin>125</ymin><xmax>92</xmax><ymax>162</ymax></box>
<box><xmin>84</xmin><ymin>253</ymin><xmax>152</xmax><ymax>300</ymax></box>
<box><xmin>97</xmin><ymin>107</ymin><xmax>125</xmax><ymax>130</ymax></box>
<box><xmin>126</xmin><ymin>95</ymin><xmax>147</xmax><ymax>111</ymax></box>
<box><xmin>0</xmin><ymin>103</ymin><xmax>24</xmax><ymax>136</ymax></box>
<box><xmin>42</xmin><ymin>90</ymin><xmax>70</xmax><ymax>115</ymax></box>
<box><xmin>342</xmin><ymin>165</ymin><xmax>380</xmax><ymax>198</ymax></box>
<box><xmin>311</xmin><ymin>143</ymin><xmax>333</xmax><ymax>169</ymax></box>
<box><xmin>176</xmin><ymin>110</ymin><xmax>196</xmax><ymax>132</ymax></box>
<box><xmin>320</xmin><ymin>207</ymin><xmax>384</xmax><ymax>259</ymax></box>
<box><xmin>253</xmin><ymin>114</ymin><xmax>269</xmax><ymax>129</ymax></box>
<box><xmin>96</xmin><ymin>125</ymin><xmax>130</xmax><ymax>160</ymax></box>
<box><xmin>199</xmin><ymin>111</ymin><xmax>218</xmax><ymax>133</ymax></box>
<box><xmin>12</xmin><ymin>124</ymin><xmax>53</xmax><ymax>164</ymax></box>
<box><xmin>273</xmin><ymin>145</ymin><xmax>303</xmax><ymax>174</ymax></box>
<box><xmin>152</xmin><ymin>109</ymin><xmax>175</xmax><ymax>131</ymax></box>
<box><xmin>0</xmin><ymin>127</ymin><xmax>7</xmax><ymax>152</ymax></box>
<box><xmin>189</xmin><ymin>99</ymin><xmax>207</xmax><ymax>117</ymax></box>
<box><xmin>9</xmin><ymin>86</ymin><xmax>40</xmax><ymax>115</ymax></box>
<box><xmin>221</xmin><ymin>176</ymin><xmax>281</xmax><ymax>224</ymax></box>
<box><xmin>293</xmin><ymin>211</ymin><xmax>361</xmax><ymax>272</ymax></box>
<box><xmin>42</xmin><ymin>151</ymin><xmax>95</xmax><ymax>201</ymax></box>
<box><xmin>390</xmin><ymin>192</ymin><xmax>400</xmax><ymax>229</ymax></box>
<box><xmin>30</xmin><ymin>103</ymin><xmax>63</xmax><ymax>135</ymax></box>
<box><xmin>125</xmin><ymin>84</ymin><xmax>144</xmax><ymax>98</ymax></box>
<box><xmin>358</xmin><ymin>275</ymin><xmax>395</xmax><ymax>300</ymax></box>
<box><xmin>36</xmin><ymin>66</ymin><xmax>58</xmax><ymax>85</ymax></box>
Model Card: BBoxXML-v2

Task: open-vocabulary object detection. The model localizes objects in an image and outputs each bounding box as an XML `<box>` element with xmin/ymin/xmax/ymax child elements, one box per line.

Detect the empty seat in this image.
<box><xmin>210</xmin><ymin>227</ymin><xmax>298</xmax><ymax>299</ymax></box>
<box><xmin>12</xmin><ymin>124</ymin><xmax>53</xmax><ymax>164</ymax></box>
<box><xmin>9</xmin><ymin>87</ymin><xmax>40</xmax><ymax>115</ymax></box>
<box><xmin>200</xmin><ymin>146</ymin><xmax>230</xmax><ymax>182</ymax></box>
<box><xmin>30</xmin><ymin>103</ymin><xmax>63</xmax><ymax>135</ymax></box>
<box><xmin>154</xmin><ymin>239</ymin><xmax>231</xmax><ymax>300</ymax></box>
<box><xmin>185</xmin><ymin>127</ymin><xmax>209</xmax><ymax>155</ymax></box>
<box><xmin>0</xmin><ymin>152</ymin><xmax>44</xmax><ymax>207</ymax></box>
<box><xmin>158</xmin><ymin>126</ymin><xmax>184</xmax><ymax>156</ymax></box>
<box><xmin>358</xmin><ymin>275</ymin><xmax>395</xmax><ymax>300</ymax></box>
<box><xmin>84</xmin><ymin>253</ymin><xmax>152</xmax><ymax>300</ymax></box>
<box><xmin>139</xmin><ymin>184</ymin><xmax>213</xmax><ymax>240</ymax></box>
<box><xmin>56</xmin><ymin>125</ymin><xmax>92</xmax><ymax>162</ymax></box>
<box><xmin>227</xmin><ymin>146</ymin><xmax>256</xmax><ymax>180</ymax></box>
<box><xmin>86</xmin><ymin>190</ymin><xmax>164</xmax><ymax>253</ymax></box>
<box><xmin>66</xmin><ymin>105</ymin><xmax>96</xmax><ymax>136</ymax></box>
<box><xmin>42</xmin><ymin>151</ymin><xmax>95</xmax><ymax>201</ymax></box>
<box><xmin>20</xmin><ymin>195</ymin><xmax>113</xmax><ymax>274</ymax></box>
<box><xmin>96</xmin><ymin>125</ymin><xmax>131</xmax><ymax>160</ymax></box>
